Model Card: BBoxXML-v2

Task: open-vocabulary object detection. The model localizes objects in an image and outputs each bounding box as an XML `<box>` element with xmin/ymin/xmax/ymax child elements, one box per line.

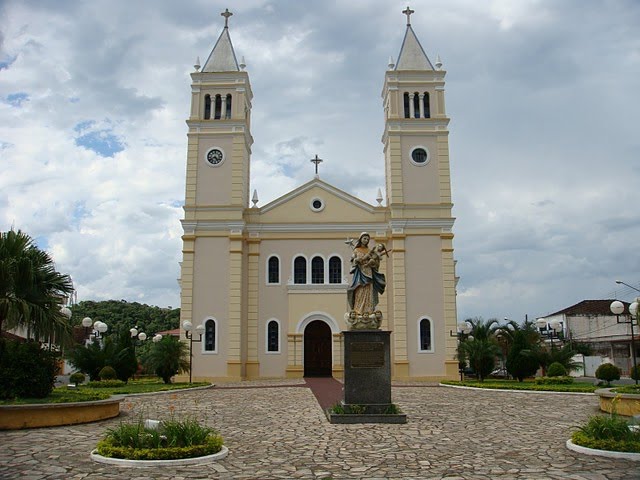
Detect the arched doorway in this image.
<box><xmin>304</xmin><ymin>320</ymin><xmax>332</xmax><ymax>377</ymax></box>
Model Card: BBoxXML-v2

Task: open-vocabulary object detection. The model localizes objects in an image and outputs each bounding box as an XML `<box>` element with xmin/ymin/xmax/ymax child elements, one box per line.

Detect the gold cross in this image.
<box><xmin>221</xmin><ymin>8</ymin><xmax>233</xmax><ymax>27</ymax></box>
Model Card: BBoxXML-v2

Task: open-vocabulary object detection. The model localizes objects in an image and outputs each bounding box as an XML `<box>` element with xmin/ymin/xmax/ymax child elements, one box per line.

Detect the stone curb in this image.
<box><xmin>439</xmin><ymin>383</ymin><xmax>595</xmax><ymax>396</ymax></box>
<box><xmin>565</xmin><ymin>440</ymin><xmax>640</xmax><ymax>461</ymax></box>
<box><xmin>121</xmin><ymin>383</ymin><xmax>215</xmax><ymax>398</ymax></box>
<box><xmin>90</xmin><ymin>445</ymin><xmax>229</xmax><ymax>467</ymax></box>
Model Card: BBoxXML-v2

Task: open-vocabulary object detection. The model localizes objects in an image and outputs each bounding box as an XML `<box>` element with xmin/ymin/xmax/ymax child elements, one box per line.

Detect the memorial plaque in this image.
<box><xmin>351</xmin><ymin>342</ymin><xmax>385</xmax><ymax>368</ymax></box>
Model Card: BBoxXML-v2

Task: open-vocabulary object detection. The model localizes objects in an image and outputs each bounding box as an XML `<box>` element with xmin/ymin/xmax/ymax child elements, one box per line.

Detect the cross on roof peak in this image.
<box><xmin>221</xmin><ymin>8</ymin><xmax>233</xmax><ymax>28</ymax></box>
<box><xmin>311</xmin><ymin>154</ymin><xmax>323</xmax><ymax>176</ymax></box>
<box><xmin>402</xmin><ymin>6</ymin><xmax>415</xmax><ymax>26</ymax></box>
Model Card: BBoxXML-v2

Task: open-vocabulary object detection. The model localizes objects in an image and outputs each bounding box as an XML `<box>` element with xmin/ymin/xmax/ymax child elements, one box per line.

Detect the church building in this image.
<box><xmin>178</xmin><ymin>8</ymin><xmax>459</xmax><ymax>382</ymax></box>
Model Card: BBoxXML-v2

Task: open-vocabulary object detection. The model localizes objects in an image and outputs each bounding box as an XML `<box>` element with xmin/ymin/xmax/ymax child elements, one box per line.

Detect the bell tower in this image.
<box><xmin>180</xmin><ymin>9</ymin><xmax>253</xmax><ymax>381</ymax></box>
<box><xmin>382</xmin><ymin>7</ymin><xmax>458</xmax><ymax>379</ymax></box>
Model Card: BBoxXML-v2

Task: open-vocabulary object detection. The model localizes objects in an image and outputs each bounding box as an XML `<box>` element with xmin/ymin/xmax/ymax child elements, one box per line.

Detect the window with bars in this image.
<box><xmin>311</xmin><ymin>256</ymin><xmax>324</xmax><ymax>284</ymax></box>
<box><xmin>419</xmin><ymin>318</ymin><xmax>432</xmax><ymax>351</ymax></box>
<box><xmin>329</xmin><ymin>256</ymin><xmax>342</xmax><ymax>283</ymax></box>
<box><xmin>294</xmin><ymin>256</ymin><xmax>307</xmax><ymax>284</ymax></box>
<box><xmin>267</xmin><ymin>320</ymin><xmax>279</xmax><ymax>352</ymax></box>
<box><xmin>204</xmin><ymin>319</ymin><xmax>216</xmax><ymax>352</ymax></box>
<box><xmin>267</xmin><ymin>256</ymin><xmax>279</xmax><ymax>284</ymax></box>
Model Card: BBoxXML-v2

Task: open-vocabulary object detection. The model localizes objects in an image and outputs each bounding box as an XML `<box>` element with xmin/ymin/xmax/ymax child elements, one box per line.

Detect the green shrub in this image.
<box><xmin>631</xmin><ymin>365</ymin><xmax>640</xmax><ymax>382</ymax></box>
<box><xmin>612</xmin><ymin>385</ymin><xmax>640</xmax><ymax>395</ymax></box>
<box><xmin>99</xmin><ymin>366</ymin><xmax>117</xmax><ymax>380</ymax></box>
<box><xmin>578</xmin><ymin>414</ymin><xmax>637</xmax><ymax>441</ymax></box>
<box><xmin>87</xmin><ymin>379</ymin><xmax>126</xmax><ymax>388</ymax></box>
<box><xmin>69</xmin><ymin>372</ymin><xmax>86</xmax><ymax>386</ymax></box>
<box><xmin>547</xmin><ymin>362</ymin><xmax>567</xmax><ymax>377</ymax></box>
<box><xmin>96</xmin><ymin>416</ymin><xmax>223</xmax><ymax>460</ymax></box>
<box><xmin>0</xmin><ymin>339</ymin><xmax>58</xmax><ymax>399</ymax></box>
<box><xmin>571</xmin><ymin>431</ymin><xmax>640</xmax><ymax>453</ymax></box>
<box><xmin>595</xmin><ymin>363</ymin><xmax>621</xmax><ymax>386</ymax></box>
<box><xmin>534</xmin><ymin>376</ymin><xmax>574</xmax><ymax>385</ymax></box>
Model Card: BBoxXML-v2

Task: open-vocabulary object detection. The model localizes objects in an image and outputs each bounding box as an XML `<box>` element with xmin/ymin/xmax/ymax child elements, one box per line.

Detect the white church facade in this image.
<box><xmin>179</xmin><ymin>8</ymin><xmax>459</xmax><ymax>382</ymax></box>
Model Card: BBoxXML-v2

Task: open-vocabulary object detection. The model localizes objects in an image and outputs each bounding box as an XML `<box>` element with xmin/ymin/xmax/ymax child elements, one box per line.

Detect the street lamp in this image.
<box><xmin>610</xmin><ymin>298</ymin><xmax>639</xmax><ymax>385</ymax></box>
<box><xmin>536</xmin><ymin>318</ymin><xmax>563</xmax><ymax>349</ymax></box>
<box><xmin>92</xmin><ymin>320</ymin><xmax>108</xmax><ymax>340</ymax></box>
<box><xmin>130</xmin><ymin>327</ymin><xmax>147</xmax><ymax>346</ymax></box>
<box><xmin>152</xmin><ymin>334</ymin><xmax>163</xmax><ymax>343</ymax></box>
<box><xmin>183</xmin><ymin>321</ymin><xmax>204</xmax><ymax>383</ymax></box>
<box><xmin>450</xmin><ymin>321</ymin><xmax>472</xmax><ymax>381</ymax></box>
<box><xmin>615</xmin><ymin>280</ymin><xmax>640</xmax><ymax>293</ymax></box>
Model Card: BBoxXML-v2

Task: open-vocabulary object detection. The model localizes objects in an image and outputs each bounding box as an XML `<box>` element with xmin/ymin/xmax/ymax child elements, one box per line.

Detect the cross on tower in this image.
<box><xmin>221</xmin><ymin>8</ymin><xmax>233</xmax><ymax>27</ymax></box>
<box><xmin>311</xmin><ymin>155</ymin><xmax>323</xmax><ymax>176</ymax></box>
<box><xmin>402</xmin><ymin>6</ymin><xmax>414</xmax><ymax>26</ymax></box>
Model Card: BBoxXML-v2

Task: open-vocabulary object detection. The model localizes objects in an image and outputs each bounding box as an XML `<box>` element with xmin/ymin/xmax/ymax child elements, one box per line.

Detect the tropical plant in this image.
<box><xmin>595</xmin><ymin>363</ymin><xmax>621</xmax><ymax>386</ymax></box>
<box><xmin>537</xmin><ymin>343</ymin><xmax>581</xmax><ymax>375</ymax></box>
<box><xmin>67</xmin><ymin>329</ymin><xmax>137</xmax><ymax>382</ymax></box>
<box><xmin>0</xmin><ymin>229</ymin><xmax>74</xmax><ymax>347</ymax></box>
<box><xmin>144</xmin><ymin>336</ymin><xmax>190</xmax><ymax>384</ymax></box>
<box><xmin>457</xmin><ymin>318</ymin><xmax>501</xmax><ymax>381</ymax></box>
<box><xmin>501</xmin><ymin>320</ymin><xmax>540</xmax><ymax>382</ymax></box>
<box><xmin>67</xmin><ymin>338</ymin><xmax>107</xmax><ymax>381</ymax></box>
<box><xmin>0</xmin><ymin>338</ymin><xmax>59</xmax><ymax>399</ymax></box>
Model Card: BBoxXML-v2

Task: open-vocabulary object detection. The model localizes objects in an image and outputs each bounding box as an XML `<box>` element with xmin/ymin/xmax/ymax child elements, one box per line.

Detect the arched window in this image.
<box><xmin>294</xmin><ymin>256</ymin><xmax>307</xmax><ymax>284</ymax></box>
<box><xmin>225</xmin><ymin>94</ymin><xmax>232</xmax><ymax>119</ymax></box>
<box><xmin>266</xmin><ymin>320</ymin><xmax>279</xmax><ymax>353</ymax></box>
<box><xmin>403</xmin><ymin>92</ymin><xmax>410</xmax><ymax>118</ymax></box>
<box><xmin>311</xmin><ymin>256</ymin><xmax>324</xmax><ymax>284</ymax></box>
<box><xmin>214</xmin><ymin>94</ymin><xmax>222</xmax><ymax>120</ymax></box>
<box><xmin>204</xmin><ymin>318</ymin><xmax>217</xmax><ymax>352</ymax></box>
<box><xmin>423</xmin><ymin>92</ymin><xmax>430</xmax><ymax>118</ymax></box>
<box><xmin>419</xmin><ymin>318</ymin><xmax>433</xmax><ymax>352</ymax></box>
<box><xmin>204</xmin><ymin>94</ymin><xmax>211</xmax><ymax>120</ymax></box>
<box><xmin>329</xmin><ymin>256</ymin><xmax>342</xmax><ymax>284</ymax></box>
<box><xmin>413</xmin><ymin>92</ymin><xmax>420</xmax><ymax>118</ymax></box>
<box><xmin>267</xmin><ymin>256</ymin><xmax>279</xmax><ymax>284</ymax></box>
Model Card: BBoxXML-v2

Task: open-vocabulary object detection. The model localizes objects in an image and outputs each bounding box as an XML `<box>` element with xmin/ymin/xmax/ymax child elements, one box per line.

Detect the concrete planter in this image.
<box><xmin>90</xmin><ymin>445</ymin><xmax>229</xmax><ymax>467</ymax></box>
<box><xmin>596</xmin><ymin>388</ymin><xmax>640</xmax><ymax>416</ymax></box>
<box><xmin>0</xmin><ymin>396</ymin><xmax>123</xmax><ymax>430</ymax></box>
<box><xmin>566</xmin><ymin>439</ymin><xmax>640</xmax><ymax>461</ymax></box>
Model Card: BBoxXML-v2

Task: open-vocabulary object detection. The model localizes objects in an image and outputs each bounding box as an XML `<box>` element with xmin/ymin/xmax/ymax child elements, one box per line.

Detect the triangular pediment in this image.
<box><xmin>254</xmin><ymin>178</ymin><xmax>380</xmax><ymax>225</ymax></box>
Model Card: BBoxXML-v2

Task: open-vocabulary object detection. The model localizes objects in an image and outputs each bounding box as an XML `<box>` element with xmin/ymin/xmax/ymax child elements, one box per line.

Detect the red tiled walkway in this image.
<box><xmin>304</xmin><ymin>377</ymin><xmax>343</xmax><ymax>410</ymax></box>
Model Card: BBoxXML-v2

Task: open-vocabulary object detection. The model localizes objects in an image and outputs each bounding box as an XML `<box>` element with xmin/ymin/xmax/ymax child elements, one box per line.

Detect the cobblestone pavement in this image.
<box><xmin>0</xmin><ymin>384</ymin><xmax>638</xmax><ymax>479</ymax></box>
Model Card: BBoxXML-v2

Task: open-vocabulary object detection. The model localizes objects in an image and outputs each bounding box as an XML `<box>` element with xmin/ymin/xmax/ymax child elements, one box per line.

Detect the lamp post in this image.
<box><xmin>92</xmin><ymin>321</ymin><xmax>108</xmax><ymax>339</ymax></box>
<box><xmin>152</xmin><ymin>334</ymin><xmax>163</xmax><ymax>343</ymax></box>
<box><xmin>450</xmin><ymin>321</ymin><xmax>472</xmax><ymax>381</ymax></box>
<box><xmin>536</xmin><ymin>318</ymin><xmax>563</xmax><ymax>349</ymax></box>
<box><xmin>130</xmin><ymin>326</ymin><xmax>147</xmax><ymax>352</ymax></box>
<box><xmin>610</xmin><ymin>298</ymin><xmax>639</xmax><ymax>385</ymax></box>
<box><xmin>183</xmin><ymin>321</ymin><xmax>204</xmax><ymax>383</ymax></box>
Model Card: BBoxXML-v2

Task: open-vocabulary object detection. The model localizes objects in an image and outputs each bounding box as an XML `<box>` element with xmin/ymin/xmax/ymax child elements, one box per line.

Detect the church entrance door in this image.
<box><xmin>304</xmin><ymin>320</ymin><xmax>332</xmax><ymax>377</ymax></box>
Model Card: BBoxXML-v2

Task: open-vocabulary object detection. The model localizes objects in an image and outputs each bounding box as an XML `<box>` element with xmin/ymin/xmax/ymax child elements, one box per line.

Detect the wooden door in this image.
<box><xmin>304</xmin><ymin>320</ymin><xmax>332</xmax><ymax>377</ymax></box>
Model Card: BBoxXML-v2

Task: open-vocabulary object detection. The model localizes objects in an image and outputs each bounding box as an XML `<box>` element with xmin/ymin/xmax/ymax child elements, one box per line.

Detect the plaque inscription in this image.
<box><xmin>351</xmin><ymin>342</ymin><xmax>385</xmax><ymax>368</ymax></box>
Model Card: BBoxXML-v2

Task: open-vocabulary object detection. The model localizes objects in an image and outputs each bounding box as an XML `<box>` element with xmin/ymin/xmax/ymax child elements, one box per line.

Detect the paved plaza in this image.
<box><xmin>0</xmin><ymin>382</ymin><xmax>638</xmax><ymax>479</ymax></box>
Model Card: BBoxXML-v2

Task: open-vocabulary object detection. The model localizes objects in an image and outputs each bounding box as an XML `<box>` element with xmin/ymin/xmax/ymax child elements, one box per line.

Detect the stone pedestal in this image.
<box><xmin>343</xmin><ymin>330</ymin><xmax>392</xmax><ymax>413</ymax></box>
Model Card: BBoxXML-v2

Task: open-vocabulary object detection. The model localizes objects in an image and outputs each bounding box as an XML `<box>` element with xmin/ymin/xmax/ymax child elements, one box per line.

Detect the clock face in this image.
<box><xmin>206</xmin><ymin>148</ymin><xmax>224</xmax><ymax>165</ymax></box>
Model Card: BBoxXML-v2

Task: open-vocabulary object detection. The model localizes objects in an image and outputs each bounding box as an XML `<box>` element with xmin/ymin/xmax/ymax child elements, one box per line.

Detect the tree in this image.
<box><xmin>539</xmin><ymin>343</ymin><xmax>581</xmax><ymax>374</ymax></box>
<box><xmin>500</xmin><ymin>319</ymin><xmax>540</xmax><ymax>382</ymax></box>
<box><xmin>458</xmin><ymin>318</ymin><xmax>501</xmax><ymax>381</ymax></box>
<box><xmin>144</xmin><ymin>336</ymin><xmax>189</xmax><ymax>384</ymax></box>
<box><xmin>67</xmin><ymin>338</ymin><xmax>107</xmax><ymax>381</ymax></box>
<box><xmin>0</xmin><ymin>229</ymin><xmax>74</xmax><ymax>347</ymax></box>
<box><xmin>595</xmin><ymin>363</ymin><xmax>621</xmax><ymax>386</ymax></box>
<box><xmin>67</xmin><ymin>329</ymin><xmax>137</xmax><ymax>382</ymax></box>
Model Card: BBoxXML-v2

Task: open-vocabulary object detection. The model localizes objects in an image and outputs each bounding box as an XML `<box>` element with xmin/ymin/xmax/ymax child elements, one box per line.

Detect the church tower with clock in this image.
<box><xmin>178</xmin><ymin>8</ymin><xmax>459</xmax><ymax>382</ymax></box>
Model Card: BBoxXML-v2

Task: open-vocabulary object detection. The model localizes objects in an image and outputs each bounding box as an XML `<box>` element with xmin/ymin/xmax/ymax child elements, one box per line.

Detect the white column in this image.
<box><xmin>418</xmin><ymin>94</ymin><xmax>425</xmax><ymax>118</ymax></box>
<box><xmin>221</xmin><ymin>95</ymin><xmax>227</xmax><ymax>119</ymax></box>
<box><xmin>409</xmin><ymin>93</ymin><xmax>415</xmax><ymax>118</ymax></box>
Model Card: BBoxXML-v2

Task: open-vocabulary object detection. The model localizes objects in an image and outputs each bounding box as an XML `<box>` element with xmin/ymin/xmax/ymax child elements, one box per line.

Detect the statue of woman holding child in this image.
<box><xmin>346</xmin><ymin>232</ymin><xmax>387</xmax><ymax>330</ymax></box>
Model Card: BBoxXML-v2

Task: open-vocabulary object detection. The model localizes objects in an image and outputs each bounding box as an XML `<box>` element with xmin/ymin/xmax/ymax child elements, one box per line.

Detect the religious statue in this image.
<box><xmin>345</xmin><ymin>232</ymin><xmax>387</xmax><ymax>330</ymax></box>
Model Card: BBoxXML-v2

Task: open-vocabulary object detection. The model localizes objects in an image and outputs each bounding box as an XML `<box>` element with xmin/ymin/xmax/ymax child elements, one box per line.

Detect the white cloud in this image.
<box><xmin>1</xmin><ymin>0</ymin><xmax>639</xmax><ymax>318</ymax></box>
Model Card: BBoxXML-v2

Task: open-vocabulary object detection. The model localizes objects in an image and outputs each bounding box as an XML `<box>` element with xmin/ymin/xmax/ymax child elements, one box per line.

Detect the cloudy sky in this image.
<box><xmin>1</xmin><ymin>0</ymin><xmax>639</xmax><ymax>322</ymax></box>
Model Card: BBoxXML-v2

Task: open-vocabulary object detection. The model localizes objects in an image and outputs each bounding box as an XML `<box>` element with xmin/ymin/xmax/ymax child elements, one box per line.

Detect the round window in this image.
<box><xmin>309</xmin><ymin>197</ymin><xmax>325</xmax><ymax>212</ymax></box>
<box><xmin>411</xmin><ymin>147</ymin><xmax>428</xmax><ymax>165</ymax></box>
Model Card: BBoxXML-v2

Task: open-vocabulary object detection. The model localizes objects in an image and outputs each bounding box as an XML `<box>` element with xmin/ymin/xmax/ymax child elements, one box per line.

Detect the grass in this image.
<box><xmin>572</xmin><ymin>414</ymin><xmax>640</xmax><ymax>453</ymax></box>
<box><xmin>0</xmin><ymin>378</ymin><xmax>209</xmax><ymax>405</ymax></box>
<box><xmin>611</xmin><ymin>384</ymin><xmax>640</xmax><ymax>395</ymax></box>
<box><xmin>441</xmin><ymin>378</ymin><xmax>598</xmax><ymax>393</ymax></box>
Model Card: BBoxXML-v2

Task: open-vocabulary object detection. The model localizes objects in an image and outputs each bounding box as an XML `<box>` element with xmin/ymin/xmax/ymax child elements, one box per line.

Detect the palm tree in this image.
<box><xmin>458</xmin><ymin>318</ymin><xmax>501</xmax><ymax>381</ymax></box>
<box><xmin>498</xmin><ymin>319</ymin><xmax>541</xmax><ymax>381</ymax></box>
<box><xmin>0</xmin><ymin>229</ymin><xmax>74</xmax><ymax>346</ymax></box>
<box><xmin>144</xmin><ymin>336</ymin><xmax>190</xmax><ymax>384</ymax></box>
